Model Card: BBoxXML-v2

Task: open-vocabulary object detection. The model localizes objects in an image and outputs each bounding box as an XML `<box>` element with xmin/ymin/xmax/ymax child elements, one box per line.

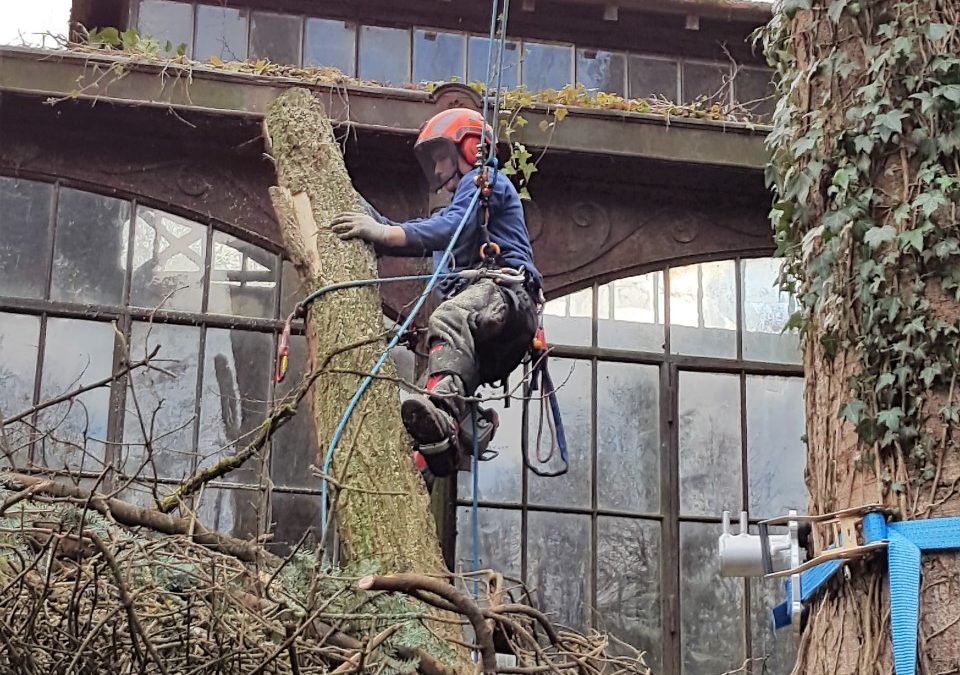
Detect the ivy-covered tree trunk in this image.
<box><xmin>765</xmin><ymin>1</ymin><xmax>960</xmax><ymax>673</ymax></box>
<box><xmin>263</xmin><ymin>87</ymin><xmax>448</xmax><ymax>575</ymax></box>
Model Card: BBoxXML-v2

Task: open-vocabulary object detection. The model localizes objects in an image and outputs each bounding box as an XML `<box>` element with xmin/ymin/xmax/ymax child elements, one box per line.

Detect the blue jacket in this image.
<box><xmin>396</xmin><ymin>169</ymin><xmax>542</xmax><ymax>295</ymax></box>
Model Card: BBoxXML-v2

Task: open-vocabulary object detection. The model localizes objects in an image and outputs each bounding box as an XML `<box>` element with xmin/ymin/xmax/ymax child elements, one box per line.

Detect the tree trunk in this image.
<box><xmin>262</xmin><ymin>87</ymin><xmax>447</xmax><ymax>575</ymax></box>
<box><xmin>765</xmin><ymin>1</ymin><xmax>960</xmax><ymax>673</ymax></box>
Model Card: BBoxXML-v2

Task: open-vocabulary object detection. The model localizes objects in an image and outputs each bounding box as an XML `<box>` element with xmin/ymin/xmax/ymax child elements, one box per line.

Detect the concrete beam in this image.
<box><xmin>0</xmin><ymin>46</ymin><xmax>769</xmax><ymax>170</ymax></box>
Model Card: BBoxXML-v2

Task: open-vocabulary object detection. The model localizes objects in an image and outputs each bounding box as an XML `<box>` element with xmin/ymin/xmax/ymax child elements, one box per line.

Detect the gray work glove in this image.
<box><xmin>330</xmin><ymin>212</ymin><xmax>392</xmax><ymax>245</ymax></box>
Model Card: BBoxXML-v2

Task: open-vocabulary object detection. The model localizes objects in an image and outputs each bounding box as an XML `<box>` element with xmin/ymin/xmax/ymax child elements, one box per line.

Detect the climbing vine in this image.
<box><xmin>762</xmin><ymin>0</ymin><xmax>960</xmax><ymax>505</ymax></box>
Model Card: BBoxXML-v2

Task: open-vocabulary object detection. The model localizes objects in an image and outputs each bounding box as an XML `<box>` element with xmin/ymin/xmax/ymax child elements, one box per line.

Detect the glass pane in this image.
<box><xmin>680</xmin><ymin>521</ymin><xmax>744</xmax><ymax>674</ymax></box>
<box><xmin>51</xmin><ymin>188</ymin><xmax>129</xmax><ymax>306</ymax></box>
<box><xmin>467</xmin><ymin>36</ymin><xmax>520</xmax><ymax>89</ymax></box>
<box><xmin>670</xmin><ymin>261</ymin><xmax>737</xmax><ymax>359</ymax></box>
<box><xmin>597</xmin><ymin>363</ymin><xmax>659</xmax><ymax>514</ymax></box>
<box><xmin>455</xmin><ymin>506</ymin><xmax>521</xmax><ymax>578</ymax></box>
<box><xmin>456</xmin><ymin>380</ymin><xmax>523</xmax><ymax>503</ymax></box>
<box><xmin>526</xmin><ymin>511</ymin><xmax>591</xmax><ymax>631</ymax></box>
<box><xmin>735</xmin><ymin>67</ymin><xmax>776</xmax><ymax>120</ymax></box>
<box><xmin>250</xmin><ymin>11</ymin><xmax>302</xmax><ymax>66</ymax></box>
<box><xmin>272</xmin><ymin>335</ymin><xmax>321</xmax><ymax>490</ymax></box>
<box><xmin>209</xmin><ymin>231</ymin><xmax>278</xmax><ymax>319</ymax></box>
<box><xmin>522</xmin><ymin>41</ymin><xmax>574</xmax><ymax>92</ymax></box>
<box><xmin>598</xmin><ymin>272</ymin><xmax>664</xmax><ymax>351</ymax></box>
<box><xmin>527</xmin><ymin>358</ymin><xmax>592</xmax><ymax>508</ymax></box>
<box><xmin>269</xmin><ymin>491</ymin><xmax>321</xmax><ymax>554</ymax></box>
<box><xmin>0</xmin><ymin>177</ymin><xmax>52</xmax><ymax>300</ymax></box>
<box><xmin>679</xmin><ymin>371</ymin><xmax>741</xmax><ymax>516</ymax></box>
<box><xmin>597</xmin><ymin>517</ymin><xmax>662</xmax><ymax>670</ymax></box>
<box><xmin>682</xmin><ymin>60</ymin><xmax>729</xmax><ymax>105</ymax></box>
<box><xmin>542</xmin><ymin>287</ymin><xmax>591</xmax><ymax>347</ymax></box>
<box><xmin>195</xmin><ymin>486</ymin><xmax>262</xmax><ymax>539</ymax></box>
<box><xmin>304</xmin><ymin>18</ymin><xmax>356</xmax><ymax>75</ymax></box>
<box><xmin>741</xmin><ymin>258</ymin><xmax>800</xmax><ymax>364</ymax></box>
<box><xmin>576</xmin><ymin>48</ymin><xmax>626</xmax><ymax>96</ymax></box>
<box><xmin>137</xmin><ymin>0</ymin><xmax>193</xmax><ymax>56</ymax></box>
<box><xmin>195</xmin><ymin>5</ymin><xmax>248</xmax><ymax>62</ymax></box>
<box><xmin>37</xmin><ymin>318</ymin><xmax>115</xmax><ymax>472</ymax></box>
<box><xmin>198</xmin><ymin>328</ymin><xmax>273</xmax><ymax>484</ymax></box>
<box><xmin>122</xmin><ymin>322</ymin><xmax>200</xmax><ymax>481</ymax></box>
<box><xmin>628</xmin><ymin>55</ymin><xmax>678</xmax><ymax>100</ymax></box>
<box><xmin>130</xmin><ymin>207</ymin><xmax>206</xmax><ymax>313</ymax></box>
<box><xmin>280</xmin><ymin>261</ymin><xmax>306</xmax><ymax>319</ymax></box>
<box><xmin>358</xmin><ymin>25</ymin><xmax>410</xmax><ymax>85</ymax></box>
<box><xmin>747</xmin><ymin>376</ymin><xmax>806</xmax><ymax>518</ymax></box>
<box><xmin>413</xmin><ymin>29</ymin><xmax>465</xmax><ymax>83</ymax></box>
<box><xmin>750</xmin><ymin>576</ymin><xmax>798</xmax><ymax>674</ymax></box>
<box><xmin>0</xmin><ymin>313</ymin><xmax>40</xmax><ymax>462</ymax></box>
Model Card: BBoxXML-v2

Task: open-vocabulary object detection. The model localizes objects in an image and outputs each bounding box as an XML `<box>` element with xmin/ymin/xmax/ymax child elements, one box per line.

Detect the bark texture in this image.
<box><xmin>262</xmin><ymin>87</ymin><xmax>446</xmax><ymax>574</ymax></box>
<box><xmin>765</xmin><ymin>2</ymin><xmax>960</xmax><ymax>673</ymax></box>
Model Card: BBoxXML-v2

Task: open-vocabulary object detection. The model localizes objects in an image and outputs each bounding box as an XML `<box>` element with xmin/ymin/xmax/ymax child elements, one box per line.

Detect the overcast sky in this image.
<box><xmin>0</xmin><ymin>1</ymin><xmax>72</xmax><ymax>47</ymax></box>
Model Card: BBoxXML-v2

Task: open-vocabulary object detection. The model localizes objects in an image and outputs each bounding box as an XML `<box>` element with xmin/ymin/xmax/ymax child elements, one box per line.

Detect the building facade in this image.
<box><xmin>0</xmin><ymin>1</ymin><xmax>804</xmax><ymax>673</ymax></box>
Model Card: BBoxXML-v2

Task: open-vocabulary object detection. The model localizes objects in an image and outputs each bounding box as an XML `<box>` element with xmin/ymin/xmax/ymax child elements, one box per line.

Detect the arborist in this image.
<box><xmin>330</xmin><ymin>107</ymin><xmax>543</xmax><ymax>477</ymax></box>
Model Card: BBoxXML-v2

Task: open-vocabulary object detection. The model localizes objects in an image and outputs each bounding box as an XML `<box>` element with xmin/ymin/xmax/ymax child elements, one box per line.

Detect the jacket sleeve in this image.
<box><xmin>399</xmin><ymin>179</ymin><xmax>478</xmax><ymax>251</ymax></box>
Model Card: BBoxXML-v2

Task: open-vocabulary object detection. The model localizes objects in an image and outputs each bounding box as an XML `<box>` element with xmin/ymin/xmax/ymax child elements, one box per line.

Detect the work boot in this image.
<box><xmin>401</xmin><ymin>394</ymin><xmax>458</xmax><ymax>477</ymax></box>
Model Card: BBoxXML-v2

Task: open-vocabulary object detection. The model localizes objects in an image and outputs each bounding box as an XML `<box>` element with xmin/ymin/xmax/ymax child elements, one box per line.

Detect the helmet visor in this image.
<box><xmin>414</xmin><ymin>137</ymin><xmax>463</xmax><ymax>192</ymax></box>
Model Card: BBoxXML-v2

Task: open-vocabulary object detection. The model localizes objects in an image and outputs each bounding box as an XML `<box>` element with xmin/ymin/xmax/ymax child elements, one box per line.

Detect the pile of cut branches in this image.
<box><xmin>0</xmin><ymin>472</ymin><xmax>650</xmax><ymax>675</ymax></box>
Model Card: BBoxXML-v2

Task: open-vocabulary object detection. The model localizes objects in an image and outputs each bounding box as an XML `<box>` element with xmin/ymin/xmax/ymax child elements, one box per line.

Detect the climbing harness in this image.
<box><xmin>718</xmin><ymin>506</ymin><xmax>960</xmax><ymax>675</ymax></box>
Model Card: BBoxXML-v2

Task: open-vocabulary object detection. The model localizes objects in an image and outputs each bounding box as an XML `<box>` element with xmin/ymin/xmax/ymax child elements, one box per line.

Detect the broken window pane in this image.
<box><xmin>0</xmin><ymin>313</ymin><xmax>40</xmax><ymax>462</ymax></box>
<box><xmin>527</xmin><ymin>511</ymin><xmax>591</xmax><ymax>631</ymax></box>
<box><xmin>680</xmin><ymin>521</ymin><xmax>744</xmax><ymax>674</ymax></box>
<box><xmin>198</xmin><ymin>328</ymin><xmax>272</xmax><ymax>484</ymax></box>
<box><xmin>678</xmin><ymin>371</ymin><xmax>741</xmax><ymax>516</ymax></box>
<box><xmin>0</xmin><ymin>177</ymin><xmax>52</xmax><ymax>300</ymax></box>
<box><xmin>577</xmin><ymin>48</ymin><xmax>626</xmax><ymax>96</ymax></box>
<box><xmin>413</xmin><ymin>29</ymin><xmax>465</xmax><ymax>83</ymax></box>
<box><xmin>209</xmin><ymin>231</ymin><xmax>278</xmax><ymax>319</ymax></box>
<box><xmin>468</xmin><ymin>35</ymin><xmax>519</xmax><ymax>89</ymax></box>
<box><xmin>129</xmin><ymin>207</ymin><xmax>206</xmax><ymax>313</ymax></box>
<box><xmin>628</xmin><ymin>55</ymin><xmax>678</xmax><ymax>101</ymax></box>
<box><xmin>250</xmin><ymin>11</ymin><xmax>302</xmax><ymax>66</ymax></box>
<box><xmin>598</xmin><ymin>272</ymin><xmax>664</xmax><ymax>351</ymax></box>
<box><xmin>670</xmin><ymin>261</ymin><xmax>737</xmax><ymax>359</ymax></box>
<box><xmin>455</xmin><ymin>506</ymin><xmax>521</xmax><ymax>578</ymax></box>
<box><xmin>137</xmin><ymin>0</ymin><xmax>193</xmax><ymax>56</ymax></box>
<box><xmin>597</xmin><ymin>517</ymin><xmax>662</xmax><ymax>671</ymax></box>
<box><xmin>522</xmin><ymin>41</ymin><xmax>574</xmax><ymax>92</ymax></box>
<box><xmin>36</xmin><ymin>318</ymin><xmax>115</xmax><ymax>473</ymax></box>
<box><xmin>358</xmin><ymin>25</ymin><xmax>410</xmax><ymax>85</ymax></box>
<box><xmin>527</xmin><ymin>358</ymin><xmax>592</xmax><ymax>509</ymax></box>
<box><xmin>304</xmin><ymin>18</ymin><xmax>356</xmax><ymax>75</ymax></box>
<box><xmin>682</xmin><ymin>59</ymin><xmax>730</xmax><ymax>105</ymax></box>
<box><xmin>597</xmin><ymin>362</ymin><xmax>660</xmax><ymax>514</ymax></box>
<box><xmin>741</xmin><ymin>258</ymin><xmax>800</xmax><ymax>364</ymax></box>
<box><xmin>51</xmin><ymin>188</ymin><xmax>129</xmax><ymax>306</ymax></box>
<box><xmin>747</xmin><ymin>375</ymin><xmax>806</xmax><ymax>518</ymax></box>
<box><xmin>121</xmin><ymin>322</ymin><xmax>200</xmax><ymax>481</ymax></box>
<box><xmin>194</xmin><ymin>5</ymin><xmax>248</xmax><ymax>62</ymax></box>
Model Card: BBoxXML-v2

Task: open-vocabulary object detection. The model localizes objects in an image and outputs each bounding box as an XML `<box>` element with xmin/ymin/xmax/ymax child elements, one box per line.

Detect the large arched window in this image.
<box><xmin>454</xmin><ymin>258</ymin><xmax>805</xmax><ymax>674</ymax></box>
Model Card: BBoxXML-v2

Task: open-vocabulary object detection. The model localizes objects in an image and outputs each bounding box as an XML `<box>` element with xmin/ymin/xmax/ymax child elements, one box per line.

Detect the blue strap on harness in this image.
<box><xmin>773</xmin><ymin>512</ymin><xmax>960</xmax><ymax>675</ymax></box>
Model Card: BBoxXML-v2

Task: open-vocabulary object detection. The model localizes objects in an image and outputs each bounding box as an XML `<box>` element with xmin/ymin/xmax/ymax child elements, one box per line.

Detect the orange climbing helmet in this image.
<box><xmin>414</xmin><ymin>108</ymin><xmax>495</xmax><ymax>191</ymax></box>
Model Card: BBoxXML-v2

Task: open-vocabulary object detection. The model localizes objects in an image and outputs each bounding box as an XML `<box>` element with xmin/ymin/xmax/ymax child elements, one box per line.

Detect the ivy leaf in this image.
<box><xmin>920</xmin><ymin>363</ymin><xmax>943</xmax><ymax>386</ymax></box>
<box><xmin>927</xmin><ymin>23</ymin><xmax>952</xmax><ymax>41</ymax></box>
<box><xmin>781</xmin><ymin>0</ymin><xmax>812</xmax><ymax>15</ymax></box>
<box><xmin>934</xmin><ymin>85</ymin><xmax>960</xmax><ymax>105</ymax></box>
<box><xmin>854</xmin><ymin>134</ymin><xmax>874</xmax><ymax>155</ymax></box>
<box><xmin>893</xmin><ymin>36</ymin><xmax>912</xmax><ymax>57</ymax></box>
<box><xmin>914</xmin><ymin>191</ymin><xmax>946</xmax><ymax>217</ymax></box>
<box><xmin>553</xmin><ymin>106</ymin><xmax>568</xmax><ymax>122</ymax></box>
<box><xmin>863</xmin><ymin>224</ymin><xmax>897</xmax><ymax>248</ymax></box>
<box><xmin>899</xmin><ymin>228</ymin><xmax>925</xmax><ymax>252</ymax></box>
<box><xmin>892</xmin><ymin>481</ymin><xmax>905</xmax><ymax>495</ymax></box>
<box><xmin>877</xmin><ymin>407</ymin><xmax>904</xmax><ymax>432</ymax></box>
<box><xmin>875</xmin><ymin>372</ymin><xmax>896</xmax><ymax>392</ymax></box>
<box><xmin>873</xmin><ymin>110</ymin><xmax>907</xmax><ymax>143</ymax></box>
<box><xmin>827</xmin><ymin>0</ymin><xmax>849</xmax><ymax>24</ymax></box>
<box><xmin>941</xmin><ymin>404</ymin><xmax>960</xmax><ymax>423</ymax></box>
<box><xmin>840</xmin><ymin>399</ymin><xmax>867</xmax><ymax>425</ymax></box>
